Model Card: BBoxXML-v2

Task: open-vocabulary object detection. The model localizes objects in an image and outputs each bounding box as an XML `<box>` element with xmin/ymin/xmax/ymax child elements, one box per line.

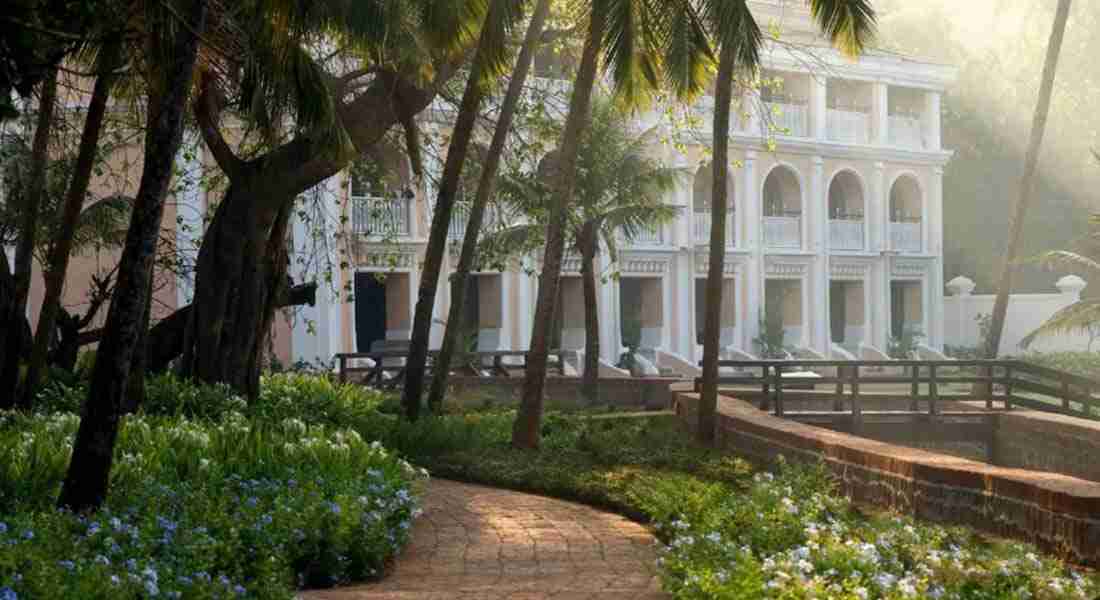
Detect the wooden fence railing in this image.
<box><xmin>693</xmin><ymin>359</ymin><xmax>1100</xmax><ymax>422</ymax></box>
<box><xmin>335</xmin><ymin>350</ymin><xmax>569</xmax><ymax>388</ymax></box>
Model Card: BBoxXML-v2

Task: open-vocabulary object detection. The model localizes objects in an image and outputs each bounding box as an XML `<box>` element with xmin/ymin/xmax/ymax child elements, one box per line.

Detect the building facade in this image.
<box><xmin>263</xmin><ymin>5</ymin><xmax>957</xmax><ymax>370</ymax></box>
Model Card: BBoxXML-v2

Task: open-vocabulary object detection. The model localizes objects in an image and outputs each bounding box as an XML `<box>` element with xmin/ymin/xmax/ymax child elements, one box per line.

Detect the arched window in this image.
<box><xmin>888</xmin><ymin>175</ymin><xmax>923</xmax><ymax>252</ymax></box>
<box><xmin>827</xmin><ymin>171</ymin><xmax>865</xmax><ymax>251</ymax></box>
<box><xmin>692</xmin><ymin>162</ymin><xmax>735</xmax><ymax>245</ymax></box>
<box><xmin>762</xmin><ymin>166</ymin><xmax>802</xmax><ymax>249</ymax></box>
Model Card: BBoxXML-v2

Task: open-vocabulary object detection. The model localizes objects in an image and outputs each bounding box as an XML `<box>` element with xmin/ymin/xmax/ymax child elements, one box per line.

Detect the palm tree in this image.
<box><xmin>688</xmin><ymin>0</ymin><xmax>875</xmax><ymax>444</ymax></box>
<box><xmin>986</xmin><ymin>0</ymin><xmax>1073</xmax><ymax>358</ymax></box>
<box><xmin>400</xmin><ymin>0</ymin><xmax>527</xmax><ymax>422</ymax></box>
<box><xmin>512</xmin><ymin>0</ymin><xmax>677</xmax><ymax>448</ymax></box>
<box><xmin>426</xmin><ymin>0</ymin><xmax>554</xmax><ymax>414</ymax></box>
<box><xmin>485</xmin><ymin>98</ymin><xmax>681</xmax><ymax>404</ymax></box>
<box><xmin>1020</xmin><ymin>212</ymin><xmax>1100</xmax><ymax>349</ymax></box>
<box><xmin>23</xmin><ymin>37</ymin><xmax>125</xmax><ymax>405</ymax></box>
<box><xmin>58</xmin><ymin>0</ymin><xmax>209</xmax><ymax>512</ymax></box>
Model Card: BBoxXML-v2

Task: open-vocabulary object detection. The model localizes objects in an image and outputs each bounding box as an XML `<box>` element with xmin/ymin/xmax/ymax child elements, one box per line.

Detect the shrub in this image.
<box><xmin>0</xmin><ymin>408</ymin><xmax>424</xmax><ymax>599</ymax></box>
<box><xmin>1021</xmin><ymin>351</ymin><xmax>1100</xmax><ymax>381</ymax></box>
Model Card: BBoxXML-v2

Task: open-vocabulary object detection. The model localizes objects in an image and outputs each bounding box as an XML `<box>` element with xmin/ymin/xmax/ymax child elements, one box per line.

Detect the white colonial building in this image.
<box><xmin>277</xmin><ymin>2</ymin><xmax>957</xmax><ymax>372</ymax></box>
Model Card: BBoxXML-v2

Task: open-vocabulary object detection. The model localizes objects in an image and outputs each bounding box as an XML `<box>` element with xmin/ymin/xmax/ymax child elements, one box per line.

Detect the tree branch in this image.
<box><xmin>194</xmin><ymin>71</ymin><xmax>244</xmax><ymax>178</ymax></box>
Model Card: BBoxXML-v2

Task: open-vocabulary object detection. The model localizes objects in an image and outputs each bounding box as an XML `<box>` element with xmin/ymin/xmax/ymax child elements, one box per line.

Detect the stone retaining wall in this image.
<box><xmin>674</xmin><ymin>392</ymin><xmax>1100</xmax><ymax>565</ymax></box>
<box><xmin>994</xmin><ymin>410</ymin><xmax>1100</xmax><ymax>483</ymax></box>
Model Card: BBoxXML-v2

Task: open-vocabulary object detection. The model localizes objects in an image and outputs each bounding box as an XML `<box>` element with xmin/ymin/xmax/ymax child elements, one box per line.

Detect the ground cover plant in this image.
<box><xmin>0</xmin><ymin>373</ymin><xmax>423</xmax><ymax>599</ymax></box>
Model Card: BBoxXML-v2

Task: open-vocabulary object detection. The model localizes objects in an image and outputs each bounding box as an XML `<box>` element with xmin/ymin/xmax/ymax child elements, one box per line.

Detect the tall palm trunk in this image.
<box><xmin>24</xmin><ymin>38</ymin><xmax>123</xmax><ymax>405</ymax></box>
<box><xmin>401</xmin><ymin>5</ymin><xmax>504</xmax><ymax>421</ymax></box>
<box><xmin>986</xmin><ymin>0</ymin><xmax>1072</xmax><ymax>359</ymax></box>
<box><xmin>512</xmin><ymin>4</ymin><xmax>606</xmax><ymax>449</ymax></box>
<box><xmin>3</xmin><ymin>68</ymin><xmax>57</xmax><ymax>408</ymax></box>
<box><xmin>427</xmin><ymin>0</ymin><xmax>553</xmax><ymax>413</ymax></box>
<box><xmin>58</xmin><ymin>0</ymin><xmax>207</xmax><ymax>512</ymax></box>
<box><xmin>698</xmin><ymin>44</ymin><xmax>735</xmax><ymax>444</ymax></box>
<box><xmin>578</xmin><ymin>223</ymin><xmax>600</xmax><ymax>404</ymax></box>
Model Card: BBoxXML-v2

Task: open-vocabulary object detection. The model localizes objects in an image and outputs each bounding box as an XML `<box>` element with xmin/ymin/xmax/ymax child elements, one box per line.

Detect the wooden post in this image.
<box><xmin>1004</xmin><ymin>365</ymin><xmax>1014</xmax><ymax>410</ymax></box>
<box><xmin>851</xmin><ymin>364</ymin><xmax>862</xmax><ymax>432</ymax></box>
<box><xmin>986</xmin><ymin>364</ymin><xmax>995</xmax><ymax>410</ymax></box>
<box><xmin>337</xmin><ymin>354</ymin><xmax>347</xmax><ymax>384</ymax></box>
<box><xmin>909</xmin><ymin>364</ymin><xmax>920</xmax><ymax>412</ymax></box>
<box><xmin>834</xmin><ymin>366</ymin><xmax>845</xmax><ymax>412</ymax></box>
<box><xmin>774</xmin><ymin>365</ymin><xmax>784</xmax><ymax>417</ymax></box>
<box><xmin>760</xmin><ymin>365</ymin><xmax>771</xmax><ymax>412</ymax></box>
<box><xmin>929</xmin><ymin>365</ymin><xmax>938</xmax><ymax>415</ymax></box>
<box><xmin>1062</xmin><ymin>376</ymin><xmax>1072</xmax><ymax>413</ymax></box>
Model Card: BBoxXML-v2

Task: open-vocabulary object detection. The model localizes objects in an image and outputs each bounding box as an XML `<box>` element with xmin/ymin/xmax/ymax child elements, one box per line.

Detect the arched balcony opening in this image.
<box><xmin>349</xmin><ymin>142</ymin><xmax>412</xmax><ymax>237</ymax></box>
<box><xmin>762</xmin><ymin>166</ymin><xmax>802</xmax><ymax>249</ymax></box>
<box><xmin>692</xmin><ymin>162</ymin><xmax>735</xmax><ymax>246</ymax></box>
<box><xmin>889</xmin><ymin>175</ymin><xmax>923</xmax><ymax>253</ymax></box>
<box><xmin>827</xmin><ymin>171</ymin><xmax>865</xmax><ymax>251</ymax></box>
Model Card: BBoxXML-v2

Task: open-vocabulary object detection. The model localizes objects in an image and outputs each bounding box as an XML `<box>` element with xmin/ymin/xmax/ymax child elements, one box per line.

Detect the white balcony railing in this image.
<box><xmin>828</xmin><ymin>219</ymin><xmax>865</xmax><ymax>251</ymax></box>
<box><xmin>620</xmin><ymin>224</ymin><xmax>663</xmax><ymax>246</ymax></box>
<box><xmin>448</xmin><ymin>203</ymin><xmax>470</xmax><ymax>241</ymax></box>
<box><xmin>888</xmin><ymin>115</ymin><xmax>924</xmax><ymax>148</ymax></box>
<box><xmin>889</xmin><ymin>221</ymin><xmax>922</xmax><ymax>253</ymax></box>
<box><xmin>763</xmin><ymin>215</ymin><xmax>801</xmax><ymax>249</ymax></box>
<box><xmin>826</xmin><ymin>109</ymin><xmax>870</xmax><ymax>144</ymax></box>
<box><xmin>764</xmin><ymin>102</ymin><xmax>808</xmax><ymax>137</ymax></box>
<box><xmin>693</xmin><ymin>212</ymin><xmax>736</xmax><ymax>246</ymax></box>
<box><xmin>352</xmin><ymin>196</ymin><xmax>410</xmax><ymax>237</ymax></box>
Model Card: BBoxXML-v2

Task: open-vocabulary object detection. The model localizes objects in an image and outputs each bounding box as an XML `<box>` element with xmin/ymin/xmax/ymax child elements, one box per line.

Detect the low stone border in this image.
<box><xmin>674</xmin><ymin>392</ymin><xmax>1100</xmax><ymax>565</ymax></box>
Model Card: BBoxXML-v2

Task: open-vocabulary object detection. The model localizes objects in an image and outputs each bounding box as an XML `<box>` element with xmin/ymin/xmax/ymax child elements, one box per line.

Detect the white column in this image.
<box><xmin>924</xmin><ymin>91</ymin><xmax>942</xmax><ymax>151</ymax></box>
<box><xmin>320</xmin><ymin>175</ymin><xmax>346</xmax><ymax>362</ymax></box>
<box><xmin>499</xmin><ymin>268</ymin><xmax>514</xmax><ymax>351</ymax></box>
<box><xmin>174</xmin><ymin>134</ymin><xmax>204</xmax><ymax>309</ymax></box>
<box><xmin>873</xmin><ymin>82</ymin><xmax>889</xmax><ymax>146</ymax></box>
<box><xmin>743</xmin><ymin>150</ymin><xmax>761</xmax><ymax>350</ymax></box>
<box><xmin>930</xmin><ymin>166</ymin><xmax>946</xmax><ymax>348</ymax></box>
<box><xmin>870</xmin><ymin>162</ymin><xmax>889</xmax><ymax>348</ymax></box>
<box><xmin>811</xmin><ymin>157</ymin><xmax>829</xmax><ymax>353</ymax></box>
<box><xmin>811</xmin><ymin>76</ymin><xmax>828</xmax><ymax>141</ymax></box>
<box><xmin>661</xmin><ymin>272</ymin><xmax>673</xmax><ymax>352</ymax></box>
<box><xmin>745</xmin><ymin>88</ymin><xmax>762</xmax><ymax>138</ymax></box>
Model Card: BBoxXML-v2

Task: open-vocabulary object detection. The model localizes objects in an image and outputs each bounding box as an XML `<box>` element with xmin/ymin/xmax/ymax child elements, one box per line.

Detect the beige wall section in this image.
<box><xmin>386</xmin><ymin>273</ymin><xmax>411</xmax><ymax>331</ymax></box>
<box><xmin>559</xmin><ymin>277</ymin><xmax>585</xmax><ymax>329</ymax></box>
<box><xmin>477</xmin><ymin>274</ymin><xmax>502</xmax><ymax>328</ymax></box>
<box><xmin>845</xmin><ymin>282</ymin><xmax>865</xmax><ymax>323</ymax></box>
<box><xmin>902</xmin><ymin>282</ymin><xmax>923</xmax><ymax>322</ymax></box>
<box><xmin>638</xmin><ymin>279</ymin><xmax>663</xmax><ymax>327</ymax></box>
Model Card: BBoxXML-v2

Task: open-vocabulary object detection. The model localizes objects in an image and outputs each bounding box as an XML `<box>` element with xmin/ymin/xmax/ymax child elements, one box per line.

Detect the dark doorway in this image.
<box><xmin>355</xmin><ymin>273</ymin><xmax>386</xmax><ymax>352</ymax></box>
<box><xmin>830</xmin><ymin>282</ymin><xmax>847</xmax><ymax>343</ymax></box>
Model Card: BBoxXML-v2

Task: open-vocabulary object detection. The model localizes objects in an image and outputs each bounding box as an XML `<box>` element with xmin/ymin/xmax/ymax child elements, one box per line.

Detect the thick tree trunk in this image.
<box><xmin>0</xmin><ymin>257</ymin><xmax>30</xmax><ymax>409</ymax></box>
<box><xmin>6</xmin><ymin>68</ymin><xmax>57</xmax><ymax>406</ymax></box>
<box><xmin>246</xmin><ymin>202</ymin><xmax>293</xmax><ymax>398</ymax></box>
<box><xmin>178</xmin><ymin>62</ymin><xmax>460</xmax><ymax>397</ymax></box>
<box><xmin>512</xmin><ymin>5</ymin><xmax>605</xmax><ymax>449</ymax></box>
<box><xmin>58</xmin><ymin>0</ymin><xmax>206</xmax><ymax>512</ymax></box>
<box><xmin>579</xmin><ymin>228</ymin><xmax>600</xmax><ymax>405</ymax></box>
<box><xmin>123</xmin><ymin>274</ymin><xmax>155</xmax><ymax>414</ymax></box>
<box><xmin>426</xmin><ymin>0</ymin><xmax>552</xmax><ymax>413</ymax></box>
<box><xmin>699</xmin><ymin>45</ymin><xmax>735</xmax><ymax>445</ymax></box>
<box><xmin>986</xmin><ymin>0</ymin><xmax>1071</xmax><ymax>359</ymax></box>
<box><xmin>24</xmin><ymin>38</ymin><xmax>122</xmax><ymax>404</ymax></box>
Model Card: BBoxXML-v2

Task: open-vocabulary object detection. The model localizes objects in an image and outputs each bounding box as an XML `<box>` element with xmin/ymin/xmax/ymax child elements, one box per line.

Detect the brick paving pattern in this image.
<box><xmin>300</xmin><ymin>479</ymin><xmax>668</xmax><ymax>599</ymax></box>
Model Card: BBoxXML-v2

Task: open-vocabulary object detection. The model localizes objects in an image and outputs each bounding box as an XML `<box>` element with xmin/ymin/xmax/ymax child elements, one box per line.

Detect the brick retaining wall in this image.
<box><xmin>994</xmin><ymin>409</ymin><xmax>1100</xmax><ymax>483</ymax></box>
<box><xmin>674</xmin><ymin>392</ymin><xmax>1100</xmax><ymax>565</ymax></box>
<box><xmin>446</xmin><ymin>376</ymin><xmax>680</xmax><ymax>410</ymax></box>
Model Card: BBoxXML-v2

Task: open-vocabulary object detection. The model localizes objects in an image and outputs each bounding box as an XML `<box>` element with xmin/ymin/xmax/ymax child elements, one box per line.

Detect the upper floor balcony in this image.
<box><xmin>763</xmin><ymin>165</ymin><xmax>803</xmax><ymax>250</ymax></box>
<box><xmin>888</xmin><ymin>175</ymin><xmax>923</xmax><ymax>253</ymax></box>
<box><xmin>827</xmin><ymin>170</ymin><xmax>865</xmax><ymax>251</ymax></box>
<box><xmin>351</xmin><ymin>194</ymin><xmax>410</xmax><ymax>237</ymax></box>
<box><xmin>763</xmin><ymin>214</ymin><xmax>802</xmax><ymax>248</ymax></box>
<box><xmin>693</xmin><ymin>211</ymin><xmax>736</xmax><ymax>246</ymax></box>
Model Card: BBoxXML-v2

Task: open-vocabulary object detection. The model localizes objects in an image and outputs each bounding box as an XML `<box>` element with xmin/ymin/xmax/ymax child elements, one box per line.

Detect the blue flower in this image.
<box><xmin>94</xmin><ymin>555</ymin><xmax>110</xmax><ymax>566</ymax></box>
<box><xmin>19</xmin><ymin>530</ymin><xmax>32</xmax><ymax>541</ymax></box>
<box><xmin>245</xmin><ymin>497</ymin><xmax>258</xmax><ymax>508</ymax></box>
<box><xmin>109</xmin><ymin>575</ymin><xmax>120</xmax><ymax>586</ymax></box>
<box><xmin>142</xmin><ymin>566</ymin><xmax>159</xmax><ymax>582</ymax></box>
<box><xmin>194</xmin><ymin>572</ymin><xmax>210</xmax><ymax>583</ymax></box>
<box><xmin>126</xmin><ymin>559</ymin><xmax>138</xmax><ymax>571</ymax></box>
<box><xmin>233</xmin><ymin>584</ymin><xmax>247</xmax><ymax>596</ymax></box>
<box><xmin>109</xmin><ymin>517</ymin><xmax>122</xmax><ymax>530</ymax></box>
<box><xmin>218</xmin><ymin>575</ymin><xmax>231</xmax><ymax>586</ymax></box>
<box><xmin>325</xmin><ymin>501</ymin><xmax>341</xmax><ymax>515</ymax></box>
<box><xmin>156</xmin><ymin>517</ymin><xmax>178</xmax><ymax>532</ymax></box>
<box><xmin>144</xmin><ymin>580</ymin><xmax>159</xmax><ymax>597</ymax></box>
<box><xmin>0</xmin><ymin>522</ymin><xmax>7</xmax><ymax>535</ymax></box>
<box><xmin>177</xmin><ymin>575</ymin><xmax>192</xmax><ymax>586</ymax></box>
<box><xmin>58</xmin><ymin>560</ymin><xmax>75</xmax><ymax>571</ymax></box>
<box><xmin>87</xmin><ymin>522</ymin><xmax>101</xmax><ymax>536</ymax></box>
<box><xmin>0</xmin><ymin>587</ymin><xmax>16</xmax><ymax>600</ymax></box>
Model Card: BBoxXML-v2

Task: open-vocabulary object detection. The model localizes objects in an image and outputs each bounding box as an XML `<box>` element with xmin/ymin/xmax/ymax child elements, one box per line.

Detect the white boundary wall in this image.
<box><xmin>944</xmin><ymin>275</ymin><xmax>1091</xmax><ymax>354</ymax></box>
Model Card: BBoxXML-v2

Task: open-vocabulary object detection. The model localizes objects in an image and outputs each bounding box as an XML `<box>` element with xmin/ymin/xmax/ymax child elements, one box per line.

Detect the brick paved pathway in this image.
<box><xmin>300</xmin><ymin>479</ymin><xmax>667</xmax><ymax>599</ymax></box>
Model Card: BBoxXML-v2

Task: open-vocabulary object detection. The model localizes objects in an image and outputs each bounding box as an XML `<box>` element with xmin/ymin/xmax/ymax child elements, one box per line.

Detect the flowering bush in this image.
<box><xmin>656</xmin><ymin>463</ymin><xmax>1096</xmax><ymax>600</ymax></box>
<box><xmin>0</xmin><ymin>410</ymin><xmax>425</xmax><ymax>599</ymax></box>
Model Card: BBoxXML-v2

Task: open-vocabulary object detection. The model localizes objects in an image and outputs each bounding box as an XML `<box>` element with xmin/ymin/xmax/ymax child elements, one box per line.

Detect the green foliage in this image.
<box><xmin>0</xmin><ymin>376</ymin><xmax>422</xmax><ymax>599</ymax></box>
<box><xmin>887</xmin><ymin>327</ymin><xmax>924</xmax><ymax>359</ymax></box>
<box><xmin>752</xmin><ymin>315</ymin><xmax>787</xmax><ymax>360</ymax></box>
<box><xmin>1021</xmin><ymin>351</ymin><xmax>1100</xmax><ymax>381</ymax></box>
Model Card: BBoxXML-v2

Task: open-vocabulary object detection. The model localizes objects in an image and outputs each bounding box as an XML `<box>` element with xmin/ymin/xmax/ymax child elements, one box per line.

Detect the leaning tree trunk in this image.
<box><xmin>0</xmin><ymin>256</ymin><xmax>30</xmax><ymax>410</ymax></box>
<box><xmin>986</xmin><ymin>0</ymin><xmax>1072</xmax><ymax>360</ymax></box>
<box><xmin>426</xmin><ymin>0</ymin><xmax>553</xmax><ymax>413</ymax></box>
<box><xmin>178</xmin><ymin>179</ymin><xmax>282</xmax><ymax>395</ymax></box>
<box><xmin>698</xmin><ymin>44</ymin><xmax>735</xmax><ymax>445</ymax></box>
<box><xmin>5</xmin><ymin>67</ymin><xmax>57</xmax><ymax>406</ymax></box>
<box><xmin>24</xmin><ymin>38</ymin><xmax>123</xmax><ymax>405</ymax></box>
<box><xmin>246</xmin><ymin>201</ymin><xmax>294</xmax><ymax>397</ymax></box>
<box><xmin>59</xmin><ymin>0</ymin><xmax>206</xmax><ymax>512</ymax></box>
<box><xmin>512</xmin><ymin>4</ymin><xmax>606</xmax><ymax>449</ymax></box>
<box><xmin>401</xmin><ymin>5</ymin><xmax>503</xmax><ymax>421</ymax></box>
<box><xmin>579</xmin><ymin>226</ymin><xmax>600</xmax><ymax>405</ymax></box>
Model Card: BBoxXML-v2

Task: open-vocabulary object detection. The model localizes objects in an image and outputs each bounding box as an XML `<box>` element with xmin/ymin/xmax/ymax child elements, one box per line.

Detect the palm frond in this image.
<box><xmin>601</xmin><ymin>0</ymin><xmax>662</xmax><ymax>108</ymax></box>
<box><xmin>658</xmin><ymin>0</ymin><xmax>714</xmax><ymax>101</ymax></box>
<box><xmin>700</xmin><ymin>0</ymin><xmax>763</xmax><ymax>72</ymax></box>
<box><xmin>1033</xmin><ymin>250</ymin><xmax>1100</xmax><ymax>278</ymax></box>
<box><xmin>807</xmin><ymin>0</ymin><xmax>876</xmax><ymax>57</ymax></box>
<box><xmin>1020</xmin><ymin>300</ymin><xmax>1100</xmax><ymax>349</ymax></box>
